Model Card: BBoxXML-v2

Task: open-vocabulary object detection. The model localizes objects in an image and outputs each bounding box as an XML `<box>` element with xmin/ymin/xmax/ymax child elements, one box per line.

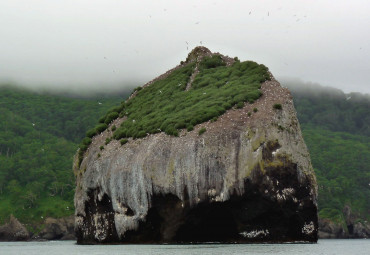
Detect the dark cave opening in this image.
<box><xmin>122</xmin><ymin>186</ymin><xmax>317</xmax><ymax>243</ymax></box>
<box><xmin>348</xmin><ymin>224</ymin><xmax>354</xmax><ymax>235</ymax></box>
<box><xmin>174</xmin><ymin>201</ymin><xmax>239</xmax><ymax>242</ymax></box>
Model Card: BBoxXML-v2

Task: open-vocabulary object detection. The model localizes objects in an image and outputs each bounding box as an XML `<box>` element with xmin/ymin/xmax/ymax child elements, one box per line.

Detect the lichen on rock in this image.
<box><xmin>74</xmin><ymin>47</ymin><xmax>318</xmax><ymax>244</ymax></box>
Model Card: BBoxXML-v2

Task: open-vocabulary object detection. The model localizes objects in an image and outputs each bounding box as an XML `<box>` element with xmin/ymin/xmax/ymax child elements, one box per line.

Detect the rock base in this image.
<box><xmin>0</xmin><ymin>215</ymin><xmax>30</xmax><ymax>241</ymax></box>
<box><xmin>76</xmin><ymin>158</ymin><xmax>318</xmax><ymax>244</ymax></box>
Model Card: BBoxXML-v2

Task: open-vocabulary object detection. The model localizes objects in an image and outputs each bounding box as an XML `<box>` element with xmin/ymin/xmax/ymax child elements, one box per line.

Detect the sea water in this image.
<box><xmin>0</xmin><ymin>240</ymin><xmax>369</xmax><ymax>255</ymax></box>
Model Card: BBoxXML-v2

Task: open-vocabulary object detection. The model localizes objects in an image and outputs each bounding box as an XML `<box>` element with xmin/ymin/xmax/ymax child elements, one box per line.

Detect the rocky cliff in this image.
<box><xmin>0</xmin><ymin>215</ymin><xmax>75</xmax><ymax>241</ymax></box>
<box><xmin>74</xmin><ymin>47</ymin><xmax>318</xmax><ymax>244</ymax></box>
<box><xmin>0</xmin><ymin>215</ymin><xmax>29</xmax><ymax>241</ymax></box>
<box><xmin>318</xmin><ymin>206</ymin><xmax>370</xmax><ymax>239</ymax></box>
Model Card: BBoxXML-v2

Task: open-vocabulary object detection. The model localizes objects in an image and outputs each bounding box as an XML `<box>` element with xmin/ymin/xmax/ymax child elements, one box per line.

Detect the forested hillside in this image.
<box><xmin>0</xmin><ymin>85</ymin><xmax>125</xmax><ymax>225</ymax></box>
<box><xmin>285</xmin><ymin>81</ymin><xmax>370</xmax><ymax>223</ymax></box>
<box><xmin>0</xmin><ymin>82</ymin><xmax>369</xmax><ymax>227</ymax></box>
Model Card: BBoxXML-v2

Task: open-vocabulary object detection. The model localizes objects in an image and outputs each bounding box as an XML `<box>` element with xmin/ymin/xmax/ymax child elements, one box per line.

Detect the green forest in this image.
<box><xmin>287</xmin><ymin>83</ymin><xmax>370</xmax><ymax>223</ymax></box>
<box><xmin>0</xmin><ymin>82</ymin><xmax>369</xmax><ymax>227</ymax></box>
<box><xmin>0</xmin><ymin>85</ymin><xmax>123</xmax><ymax>225</ymax></box>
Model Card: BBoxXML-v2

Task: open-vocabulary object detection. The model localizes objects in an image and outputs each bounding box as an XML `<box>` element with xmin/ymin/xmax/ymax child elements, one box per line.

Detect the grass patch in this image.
<box><xmin>120</xmin><ymin>138</ymin><xmax>128</xmax><ymax>145</ymax></box>
<box><xmin>236</xmin><ymin>102</ymin><xmax>244</xmax><ymax>109</ymax></box>
<box><xmin>273</xmin><ymin>103</ymin><xmax>282</xmax><ymax>110</ymax></box>
<box><xmin>198</xmin><ymin>127</ymin><xmax>207</xmax><ymax>135</ymax></box>
<box><xmin>105</xmin><ymin>137</ymin><xmax>112</xmax><ymax>145</ymax></box>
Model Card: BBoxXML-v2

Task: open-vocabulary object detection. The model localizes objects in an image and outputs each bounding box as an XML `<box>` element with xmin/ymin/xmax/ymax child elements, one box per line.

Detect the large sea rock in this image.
<box><xmin>74</xmin><ymin>48</ymin><xmax>318</xmax><ymax>244</ymax></box>
<box><xmin>38</xmin><ymin>216</ymin><xmax>75</xmax><ymax>240</ymax></box>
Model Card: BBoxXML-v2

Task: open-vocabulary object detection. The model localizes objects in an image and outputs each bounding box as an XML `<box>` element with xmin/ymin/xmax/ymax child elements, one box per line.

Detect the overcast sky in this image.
<box><xmin>0</xmin><ymin>0</ymin><xmax>369</xmax><ymax>94</ymax></box>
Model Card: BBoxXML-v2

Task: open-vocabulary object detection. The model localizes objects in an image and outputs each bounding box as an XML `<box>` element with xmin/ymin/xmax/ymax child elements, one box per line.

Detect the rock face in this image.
<box><xmin>38</xmin><ymin>216</ymin><xmax>75</xmax><ymax>240</ymax></box>
<box><xmin>318</xmin><ymin>206</ymin><xmax>370</xmax><ymax>239</ymax></box>
<box><xmin>318</xmin><ymin>218</ymin><xmax>347</xmax><ymax>239</ymax></box>
<box><xmin>0</xmin><ymin>215</ymin><xmax>30</xmax><ymax>241</ymax></box>
<box><xmin>74</xmin><ymin>48</ymin><xmax>318</xmax><ymax>244</ymax></box>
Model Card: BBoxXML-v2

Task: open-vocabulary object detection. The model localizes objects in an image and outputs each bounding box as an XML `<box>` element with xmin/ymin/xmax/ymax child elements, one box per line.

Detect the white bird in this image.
<box><xmin>98</xmin><ymin>102</ymin><xmax>102</xmax><ymax>105</ymax></box>
<box><xmin>32</xmin><ymin>123</ymin><xmax>35</xmax><ymax>126</ymax></box>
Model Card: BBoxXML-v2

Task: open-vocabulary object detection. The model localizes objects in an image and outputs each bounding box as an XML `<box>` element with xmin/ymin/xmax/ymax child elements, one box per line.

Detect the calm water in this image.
<box><xmin>0</xmin><ymin>240</ymin><xmax>369</xmax><ymax>255</ymax></box>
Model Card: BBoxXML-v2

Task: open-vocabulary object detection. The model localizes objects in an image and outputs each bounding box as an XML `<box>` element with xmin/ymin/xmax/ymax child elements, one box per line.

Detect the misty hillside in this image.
<box><xmin>283</xmin><ymin>79</ymin><xmax>370</xmax><ymax>136</ymax></box>
<box><xmin>0</xmin><ymin>86</ymin><xmax>129</xmax><ymax>143</ymax></box>
<box><xmin>0</xmin><ymin>85</ymin><xmax>127</xmax><ymax>225</ymax></box>
<box><xmin>282</xmin><ymin>80</ymin><xmax>370</xmax><ymax>223</ymax></box>
<box><xmin>0</xmin><ymin>82</ymin><xmax>369</xmax><ymax>227</ymax></box>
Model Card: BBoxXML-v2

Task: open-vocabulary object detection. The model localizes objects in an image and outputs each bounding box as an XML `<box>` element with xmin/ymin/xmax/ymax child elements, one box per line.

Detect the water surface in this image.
<box><xmin>1</xmin><ymin>240</ymin><xmax>369</xmax><ymax>255</ymax></box>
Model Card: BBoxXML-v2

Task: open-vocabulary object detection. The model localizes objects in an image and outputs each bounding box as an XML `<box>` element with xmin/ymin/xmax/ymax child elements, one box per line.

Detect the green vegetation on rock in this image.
<box><xmin>198</xmin><ymin>127</ymin><xmax>207</xmax><ymax>135</ymax></box>
<box><xmin>273</xmin><ymin>103</ymin><xmax>282</xmax><ymax>110</ymax></box>
<box><xmin>109</xmin><ymin>57</ymin><xmax>269</xmax><ymax>141</ymax></box>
